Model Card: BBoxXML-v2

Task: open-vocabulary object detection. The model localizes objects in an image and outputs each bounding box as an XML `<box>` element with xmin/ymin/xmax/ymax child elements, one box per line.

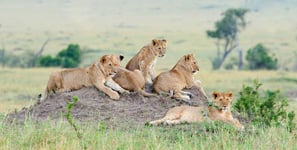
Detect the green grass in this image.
<box><xmin>0</xmin><ymin>120</ymin><xmax>296</xmax><ymax>149</ymax></box>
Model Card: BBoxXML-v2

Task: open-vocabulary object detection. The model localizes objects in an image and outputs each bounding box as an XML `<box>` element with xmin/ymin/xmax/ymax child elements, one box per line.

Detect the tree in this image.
<box><xmin>246</xmin><ymin>44</ymin><xmax>278</xmax><ymax>70</ymax></box>
<box><xmin>207</xmin><ymin>8</ymin><xmax>249</xmax><ymax>70</ymax></box>
<box><xmin>29</xmin><ymin>38</ymin><xmax>50</xmax><ymax>67</ymax></box>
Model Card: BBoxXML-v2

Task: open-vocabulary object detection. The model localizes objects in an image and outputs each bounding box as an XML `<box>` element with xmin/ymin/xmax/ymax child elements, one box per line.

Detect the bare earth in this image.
<box><xmin>5</xmin><ymin>87</ymin><xmax>208</xmax><ymax>127</ymax></box>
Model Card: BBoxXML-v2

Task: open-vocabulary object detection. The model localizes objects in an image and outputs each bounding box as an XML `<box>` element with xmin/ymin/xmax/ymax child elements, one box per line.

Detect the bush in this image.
<box><xmin>58</xmin><ymin>44</ymin><xmax>81</xmax><ymax>68</ymax></box>
<box><xmin>246</xmin><ymin>44</ymin><xmax>278</xmax><ymax>70</ymax></box>
<box><xmin>39</xmin><ymin>44</ymin><xmax>81</xmax><ymax>68</ymax></box>
<box><xmin>39</xmin><ymin>55</ymin><xmax>61</xmax><ymax>67</ymax></box>
<box><xmin>233</xmin><ymin>80</ymin><xmax>295</xmax><ymax>131</ymax></box>
<box><xmin>58</xmin><ymin>44</ymin><xmax>81</xmax><ymax>62</ymax></box>
<box><xmin>61</xmin><ymin>57</ymin><xmax>79</xmax><ymax>68</ymax></box>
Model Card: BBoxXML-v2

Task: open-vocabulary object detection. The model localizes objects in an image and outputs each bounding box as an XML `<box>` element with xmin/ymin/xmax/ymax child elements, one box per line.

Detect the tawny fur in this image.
<box><xmin>149</xmin><ymin>91</ymin><xmax>244</xmax><ymax>130</ymax></box>
<box><xmin>112</xmin><ymin>68</ymin><xmax>156</xmax><ymax>97</ymax></box>
<box><xmin>153</xmin><ymin>53</ymin><xmax>207</xmax><ymax>102</ymax></box>
<box><xmin>126</xmin><ymin>39</ymin><xmax>167</xmax><ymax>84</ymax></box>
<box><xmin>45</xmin><ymin>54</ymin><xmax>126</xmax><ymax>100</ymax></box>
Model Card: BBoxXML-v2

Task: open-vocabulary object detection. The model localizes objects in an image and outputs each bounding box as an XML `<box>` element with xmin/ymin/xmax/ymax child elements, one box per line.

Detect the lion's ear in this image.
<box><xmin>162</xmin><ymin>39</ymin><xmax>167</xmax><ymax>43</ymax></box>
<box><xmin>227</xmin><ymin>91</ymin><xmax>233</xmax><ymax>98</ymax></box>
<box><xmin>185</xmin><ymin>54</ymin><xmax>190</xmax><ymax>61</ymax></box>
<box><xmin>119</xmin><ymin>55</ymin><xmax>124</xmax><ymax>61</ymax></box>
<box><xmin>212</xmin><ymin>91</ymin><xmax>220</xmax><ymax>99</ymax></box>
<box><xmin>100</xmin><ymin>55</ymin><xmax>108</xmax><ymax>64</ymax></box>
<box><xmin>152</xmin><ymin>39</ymin><xmax>158</xmax><ymax>46</ymax></box>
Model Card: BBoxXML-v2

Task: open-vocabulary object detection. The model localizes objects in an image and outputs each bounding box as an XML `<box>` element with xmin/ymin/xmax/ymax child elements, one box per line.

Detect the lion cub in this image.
<box><xmin>45</xmin><ymin>54</ymin><xmax>128</xmax><ymax>100</ymax></box>
<box><xmin>112</xmin><ymin>68</ymin><xmax>155</xmax><ymax>97</ymax></box>
<box><xmin>149</xmin><ymin>91</ymin><xmax>244</xmax><ymax>130</ymax></box>
<box><xmin>153</xmin><ymin>53</ymin><xmax>206</xmax><ymax>102</ymax></box>
<box><xmin>126</xmin><ymin>39</ymin><xmax>167</xmax><ymax>84</ymax></box>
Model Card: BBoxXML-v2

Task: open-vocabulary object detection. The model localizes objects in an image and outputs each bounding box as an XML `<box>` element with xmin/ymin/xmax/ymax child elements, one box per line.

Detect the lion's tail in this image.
<box><xmin>139</xmin><ymin>90</ymin><xmax>157</xmax><ymax>97</ymax></box>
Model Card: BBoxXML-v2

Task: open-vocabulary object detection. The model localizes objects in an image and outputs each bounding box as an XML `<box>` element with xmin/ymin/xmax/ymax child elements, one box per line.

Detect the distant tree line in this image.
<box><xmin>0</xmin><ymin>43</ymin><xmax>81</xmax><ymax>68</ymax></box>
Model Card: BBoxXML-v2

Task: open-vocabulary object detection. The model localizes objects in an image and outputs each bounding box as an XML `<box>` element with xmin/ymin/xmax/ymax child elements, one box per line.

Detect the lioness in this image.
<box><xmin>149</xmin><ymin>91</ymin><xmax>244</xmax><ymax>130</ymax></box>
<box><xmin>126</xmin><ymin>39</ymin><xmax>167</xmax><ymax>84</ymax></box>
<box><xmin>112</xmin><ymin>68</ymin><xmax>156</xmax><ymax>97</ymax></box>
<box><xmin>45</xmin><ymin>54</ymin><xmax>128</xmax><ymax>100</ymax></box>
<box><xmin>153</xmin><ymin>53</ymin><xmax>206</xmax><ymax>102</ymax></box>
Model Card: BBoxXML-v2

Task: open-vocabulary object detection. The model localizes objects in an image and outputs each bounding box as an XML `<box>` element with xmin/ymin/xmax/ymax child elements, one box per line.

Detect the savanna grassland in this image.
<box><xmin>1</xmin><ymin>0</ymin><xmax>297</xmax><ymax>149</ymax></box>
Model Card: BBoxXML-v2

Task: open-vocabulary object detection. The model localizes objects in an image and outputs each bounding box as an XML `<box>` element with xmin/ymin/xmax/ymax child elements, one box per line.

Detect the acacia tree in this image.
<box><xmin>207</xmin><ymin>8</ymin><xmax>249</xmax><ymax>70</ymax></box>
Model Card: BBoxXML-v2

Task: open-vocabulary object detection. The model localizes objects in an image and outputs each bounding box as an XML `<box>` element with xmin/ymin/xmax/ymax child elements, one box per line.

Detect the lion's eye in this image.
<box><xmin>109</xmin><ymin>64</ymin><xmax>112</xmax><ymax>66</ymax></box>
<box><xmin>219</xmin><ymin>98</ymin><xmax>223</xmax><ymax>101</ymax></box>
<box><xmin>194</xmin><ymin>62</ymin><xmax>196</xmax><ymax>64</ymax></box>
<box><xmin>158</xmin><ymin>47</ymin><xmax>161</xmax><ymax>50</ymax></box>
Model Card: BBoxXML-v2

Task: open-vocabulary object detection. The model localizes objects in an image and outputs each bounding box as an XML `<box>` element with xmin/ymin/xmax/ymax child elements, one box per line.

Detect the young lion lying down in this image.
<box><xmin>149</xmin><ymin>91</ymin><xmax>244</xmax><ymax>130</ymax></box>
<box><xmin>153</xmin><ymin>53</ymin><xmax>207</xmax><ymax>102</ymax></box>
<box><xmin>45</xmin><ymin>54</ymin><xmax>128</xmax><ymax>100</ymax></box>
<box><xmin>112</xmin><ymin>68</ymin><xmax>156</xmax><ymax>97</ymax></box>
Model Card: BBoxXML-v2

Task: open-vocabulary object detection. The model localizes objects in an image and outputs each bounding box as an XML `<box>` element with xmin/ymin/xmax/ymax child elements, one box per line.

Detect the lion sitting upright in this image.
<box><xmin>45</xmin><ymin>54</ymin><xmax>128</xmax><ymax>100</ymax></box>
<box><xmin>153</xmin><ymin>53</ymin><xmax>206</xmax><ymax>102</ymax></box>
<box><xmin>125</xmin><ymin>39</ymin><xmax>167</xmax><ymax>84</ymax></box>
<box><xmin>149</xmin><ymin>91</ymin><xmax>244</xmax><ymax>130</ymax></box>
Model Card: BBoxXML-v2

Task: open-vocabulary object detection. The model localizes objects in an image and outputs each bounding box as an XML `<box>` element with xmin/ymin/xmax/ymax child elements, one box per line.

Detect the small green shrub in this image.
<box><xmin>66</xmin><ymin>96</ymin><xmax>87</xmax><ymax>149</ymax></box>
<box><xmin>233</xmin><ymin>80</ymin><xmax>295</xmax><ymax>131</ymax></box>
<box><xmin>246</xmin><ymin>44</ymin><xmax>278</xmax><ymax>70</ymax></box>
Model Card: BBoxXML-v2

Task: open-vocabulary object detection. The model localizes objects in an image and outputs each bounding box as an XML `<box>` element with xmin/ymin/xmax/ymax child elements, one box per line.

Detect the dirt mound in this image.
<box><xmin>5</xmin><ymin>87</ymin><xmax>208</xmax><ymax>126</ymax></box>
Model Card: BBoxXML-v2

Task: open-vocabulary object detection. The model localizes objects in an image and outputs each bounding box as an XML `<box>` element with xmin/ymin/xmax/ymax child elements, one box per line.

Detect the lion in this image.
<box><xmin>153</xmin><ymin>53</ymin><xmax>206</xmax><ymax>102</ymax></box>
<box><xmin>45</xmin><ymin>54</ymin><xmax>128</xmax><ymax>100</ymax></box>
<box><xmin>112</xmin><ymin>68</ymin><xmax>156</xmax><ymax>97</ymax></box>
<box><xmin>149</xmin><ymin>91</ymin><xmax>244</xmax><ymax>130</ymax></box>
<box><xmin>126</xmin><ymin>39</ymin><xmax>167</xmax><ymax>84</ymax></box>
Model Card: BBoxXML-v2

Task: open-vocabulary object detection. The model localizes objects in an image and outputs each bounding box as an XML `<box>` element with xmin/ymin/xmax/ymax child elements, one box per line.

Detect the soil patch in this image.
<box><xmin>5</xmin><ymin>87</ymin><xmax>208</xmax><ymax>127</ymax></box>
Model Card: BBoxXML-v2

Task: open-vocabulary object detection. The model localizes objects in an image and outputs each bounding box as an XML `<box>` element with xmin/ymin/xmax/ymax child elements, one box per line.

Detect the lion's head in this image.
<box><xmin>151</xmin><ymin>39</ymin><xmax>167</xmax><ymax>57</ymax></box>
<box><xmin>212</xmin><ymin>91</ymin><xmax>233</xmax><ymax>112</ymax></box>
<box><xmin>175</xmin><ymin>53</ymin><xmax>199</xmax><ymax>74</ymax></box>
<box><xmin>99</xmin><ymin>54</ymin><xmax>124</xmax><ymax>76</ymax></box>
